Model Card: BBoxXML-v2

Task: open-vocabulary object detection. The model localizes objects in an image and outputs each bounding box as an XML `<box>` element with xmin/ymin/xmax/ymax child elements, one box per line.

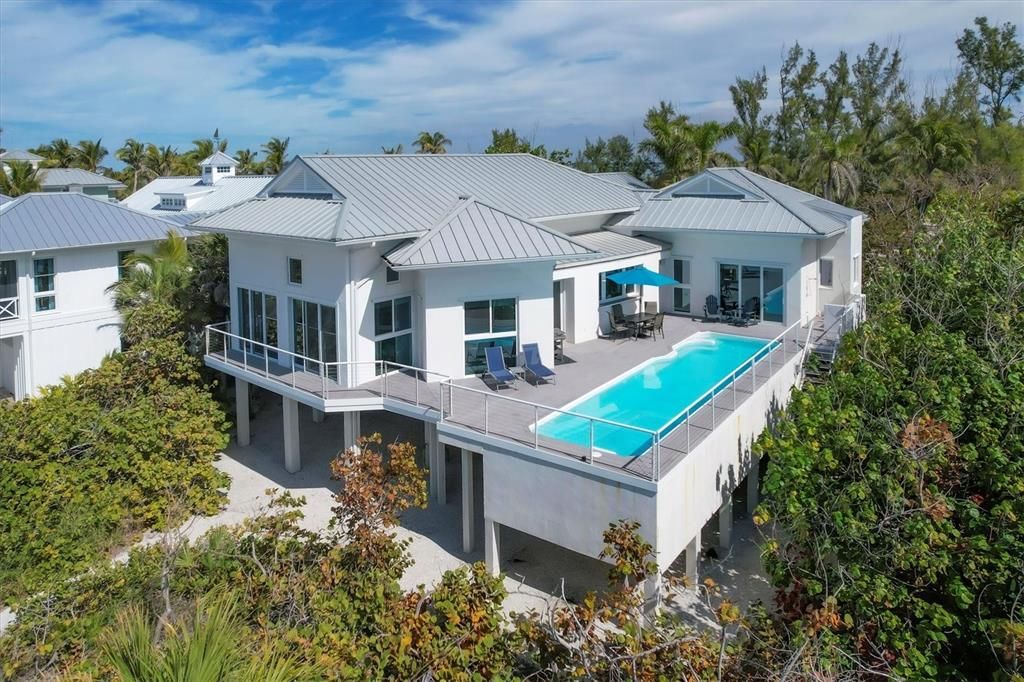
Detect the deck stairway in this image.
<box><xmin>801</xmin><ymin>298</ymin><xmax>865</xmax><ymax>385</ymax></box>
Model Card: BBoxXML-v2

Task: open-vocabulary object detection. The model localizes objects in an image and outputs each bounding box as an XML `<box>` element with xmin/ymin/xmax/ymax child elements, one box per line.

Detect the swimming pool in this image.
<box><xmin>536</xmin><ymin>332</ymin><xmax>774</xmax><ymax>457</ymax></box>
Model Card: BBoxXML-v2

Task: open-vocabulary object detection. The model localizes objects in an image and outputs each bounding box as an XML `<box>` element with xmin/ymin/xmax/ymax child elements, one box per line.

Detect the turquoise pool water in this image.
<box><xmin>537</xmin><ymin>333</ymin><xmax>774</xmax><ymax>457</ymax></box>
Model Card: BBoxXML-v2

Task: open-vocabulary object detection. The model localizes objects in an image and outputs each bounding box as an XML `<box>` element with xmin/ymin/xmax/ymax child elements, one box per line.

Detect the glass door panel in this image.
<box><xmin>762</xmin><ymin>267</ymin><xmax>784</xmax><ymax>323</ymax></box>
<box><xmin>741</xmin><ymin>265</ymin><xmax>761</xmax><ymax>320</ymax></box>
<box><xmin>719</xmin><ymin>264</ymin><xmax>739</xmax><ymax>314</ymax></box>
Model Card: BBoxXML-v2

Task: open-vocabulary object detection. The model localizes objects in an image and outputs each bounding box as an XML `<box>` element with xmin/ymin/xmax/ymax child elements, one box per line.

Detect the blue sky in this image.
<box><xmin>1</xmin><ymin>0</ymin><xmax>1021</xmax><ymax>161</ymax></box>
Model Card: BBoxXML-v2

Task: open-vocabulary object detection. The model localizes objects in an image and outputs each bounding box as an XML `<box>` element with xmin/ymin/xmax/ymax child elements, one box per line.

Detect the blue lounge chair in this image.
<box><xmin>484</xmin><ymin>346</ymin><xmax>517</xmax><ymax>390</ymax></box>
<box><xmin>521</xmin><ymin>343</ymin><xmax>556</xmax><ymax>385</ymax></box>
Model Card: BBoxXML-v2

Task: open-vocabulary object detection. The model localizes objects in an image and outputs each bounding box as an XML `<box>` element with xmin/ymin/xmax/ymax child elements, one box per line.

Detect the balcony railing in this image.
<box><xmin>204</xmin><ymin>323</ymin><xmax>448</xmax><ymax>412</ymax></box>
<box><xmin>0</xmin><ymin>297</ymin><xmax>18</xmax><ymax>321</ymax></box>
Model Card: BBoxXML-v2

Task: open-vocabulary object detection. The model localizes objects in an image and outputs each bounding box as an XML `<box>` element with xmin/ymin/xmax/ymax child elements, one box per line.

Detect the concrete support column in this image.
<box><xmin>425</xmin><ymin>422</ymin><xmax>441</xmax><ymax>502</ymax></box>
<box><xmin>643</xmin><ymin>574</ymin><xmax>661</xmax><ymax>613</ymax></box>
<box><xmin>484</xmin><ymin>517</ymin><xmax>500</xmax><ymax>576</ymax></box>
<box><xmin>718</xmin><ymin>494</ymin><xmax>733</xmax><ymax>552</ymax></box>
<box><xmin>234</xmin><ymin>379</ymin><xmax>250</xmax><ymax>446</ymax></box>
<box><xmin>282</xmin><ymin>396</ymin><xmax>300</xmax><ymax>473</ymax></box>
<box><xmin>342</xmin><ymin>412</ymin><xmax>361</xmax><ymax>453</ymax></box>
<box><xmin>312</xmin><ymin>409</ymin><xmax>325</xmax><ymax>424</ymax></box>
<box><xmin>746</xmin><ymin>458</ymin><xmax>760</xmax><ymax>516</ymax></box>
<box><xmin>435</xmin><ymin>443</ymin><xmax>447</xmax><ymax>505</ymax></box>
<box><xmin>461</xmin><ymin>449</ymin><xmax>475</xmax><ymax>553</ymax></box>
<box><xmin>684</xmin><ymin>535</ymin><xmax>699</xmax><ymax>590</ymax></box>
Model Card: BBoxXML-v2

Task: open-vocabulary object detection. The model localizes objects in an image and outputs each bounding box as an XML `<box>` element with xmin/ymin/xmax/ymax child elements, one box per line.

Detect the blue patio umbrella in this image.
<box><xmin>607</xmin><ymin>266</ymin><xmax>679</xmax><ymax>313</ymax></box>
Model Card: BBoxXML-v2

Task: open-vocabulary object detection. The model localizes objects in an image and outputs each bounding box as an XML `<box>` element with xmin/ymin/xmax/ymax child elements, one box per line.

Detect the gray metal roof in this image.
<box><xmin>556</xmin><ymin>230</ymin><xmax>666</xmax><ymax>269</ymax></box>
<box><xmin>0</xmin><ymin>150</ymin><xmax>43</xmax><ymax>162</ymax></box>
<box><xmin>0</xmin><ymin>193</ymin><xmax>11</xmax><ymax>206</ymax></box>
<box><xmin>276</xmin><ymin>154</ymin><xmax>641</xmax><ymax>241</ymax></box>
<box><xmin>0</xmin><ymin>192</ymin><xmax>181</xmax><ymax>253</ymax></box>
<box><xmin>591</xmin><ymin>172</ymin><xmax>654</xmax><ymax>190</ymax></box>
<box><xmin>615</xmin><ymin>168</ymin><xmax>856</xmax><ymax>236</ymax></box>
<box><xmin>121</xmin><ymin>175</ymin><xmax>274</xmax><ymax>212</ymax></box>
<box><xmin>37</xmin><ymin>167</ymin><xmax>126</xmax><ymax>189</ymax></box>
<box><xmin>200</xmin><ymin>151</ymin><xmax>238</xmax><ymax>167</ymax></box>
<box><xmin>189</xmin><ymin>197</ymin><xmax>346</xmax><ymax>241</ymax></box>
<box><xmin>384</xmin><ymin>196</ymin><xmax>596</xmax><ymax>269</ymax></box>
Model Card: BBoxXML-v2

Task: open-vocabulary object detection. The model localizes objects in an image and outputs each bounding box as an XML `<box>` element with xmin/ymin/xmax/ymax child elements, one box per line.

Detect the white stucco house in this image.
<box><xmin>0</xmin><ymin>192</ymin><xmax>181</xmax><ymax>398</ymax></box>
<box><xmin>193</xmin><ymin>154</ymin><xmax>865</xmax><ymax>596</ymax></box>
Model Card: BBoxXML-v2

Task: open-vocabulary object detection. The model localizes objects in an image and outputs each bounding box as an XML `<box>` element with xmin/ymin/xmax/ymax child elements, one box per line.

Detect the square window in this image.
<box><xmin>492</xmin><ymin>298</ymin><xmax>516</xmax><ymax>333</ymax></box>
<box><xmin>394</xmin><ymin>296</ymin><xmax>412</xmax><ymax>332</ymax></box>
<box><xmin>386</xmin><ymin>266</ymin><xmax>400</xmax><ymax>283</ymax></box>
<box><xmin>288</xmin><ymin>258</ymin><xmax>303</xmax><ymax>285</ymax></box>
<box><xmin>35</xmin><ymin>295</ymin><xmax>55</xmax><ymax>312</ymax></box>
<box><xmin>819</xmin><ymin>259</ymin><xmax>834</xmax><ymax>288</ymax></box>
<box><xmin>674</xmin><ymin>287</ymin><xmax>691</xmax><ymax>313</ymax></box>
<box><xmin>673</xmin><ymin>259</ymin><xmax>691</xmax><ymax>285</ymax></box>
<box><xmin>374</xmin><ymin>300</ymin><xmax>393</xmax><ymax>336</ymax></box>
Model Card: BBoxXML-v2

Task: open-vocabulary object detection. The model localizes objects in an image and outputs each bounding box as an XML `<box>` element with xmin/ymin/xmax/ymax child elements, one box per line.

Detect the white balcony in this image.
<box><xmin>0</xmin><ymin>297</ymin><xmax>18</xmax><ymax>321</ymax></box>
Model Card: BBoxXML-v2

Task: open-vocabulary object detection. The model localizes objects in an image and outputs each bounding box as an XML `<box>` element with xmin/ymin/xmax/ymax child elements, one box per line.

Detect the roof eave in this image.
<box><xmin>386</xmin><ymin>253</ymin><xmax>591</xmax><ymax>271</ymax></box>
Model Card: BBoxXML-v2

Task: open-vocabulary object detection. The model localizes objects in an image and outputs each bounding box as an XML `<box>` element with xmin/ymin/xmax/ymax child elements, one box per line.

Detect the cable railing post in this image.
<box><xmin>291</xmin><ymin>356</ymin><xmax>296</xmax><ymax>389</ymax></box>
<box><xmin>711</xmin><ymin>389</ymin><xmax>715</xmax><ymax>428</ymax></box>
<box><xmin>264</xmin><ymin>351</ymin><xmax>270</xmax><ymax>380</ymax></box>
<box><xmin>733</xmin><ymin>369</ymin><xmax>737</xmax><ymax>410</ymax></box>
<box><xmin>686</xmin><ymin>412</ymin><xmax>691</xmax><ymax>452</ymax></box>
<box><xmin>415</xmin><ymin>369</ymin><xmax>420</xmax><ymax>406</ymax></box>
<box><xmin>205</xmin><ymin>327</ymin><xmax>210</xmax><ymax>356</ymax></box>
<box><xmin>484</xmin><ymin>393</ymin><xmax>489</xmax><ymax>434</ymax></box>
<box><xmin>321</xmin><ymin>362</ymin><xmax>326</xmax><ymax>397</ymax></box>
<box><xmin>589</xmin><ymin>419</ymin><xmax>595</xmax><ymax>465</ymax></box>
<box><xmin>534</xmin><ymin>405</ymin><xmax>539</xmax><ymax>449</ymax></box>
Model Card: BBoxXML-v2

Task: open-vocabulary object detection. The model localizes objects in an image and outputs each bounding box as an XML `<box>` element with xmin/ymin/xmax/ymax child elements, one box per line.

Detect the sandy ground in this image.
<box><xmin>149</xmin><ymin>396</ymin><xmax>774</xmax><ymax>621</ymax></box>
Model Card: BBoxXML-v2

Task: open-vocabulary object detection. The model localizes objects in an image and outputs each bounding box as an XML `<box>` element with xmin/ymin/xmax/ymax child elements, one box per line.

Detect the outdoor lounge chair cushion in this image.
<box><xmin>484</xmin><ymin>346</ymin><xmax>516</xmax><ymax>385</ymax></box>
<box><xmin>522</xmin><ymin>343</ymin><xmax>556</xmax><ymax>382</ymax></box>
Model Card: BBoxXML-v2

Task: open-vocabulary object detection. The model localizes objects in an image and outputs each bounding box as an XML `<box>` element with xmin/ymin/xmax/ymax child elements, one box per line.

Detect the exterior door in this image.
<box><xmin>237</xmin><ymin>288</ymin><xmax>278</xmax><ymax>358</ymax></box>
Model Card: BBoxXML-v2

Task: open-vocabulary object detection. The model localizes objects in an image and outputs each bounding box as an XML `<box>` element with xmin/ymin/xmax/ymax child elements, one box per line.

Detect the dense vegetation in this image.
<box><xmin>0</xmin><ymin>305</ymin><xmax>229</xmax><ymax>602</ymax></box>
<box><xmin>0</xmin><ymin>14</ymin><xmax>1021</xmax><ymax>681</ymax></box>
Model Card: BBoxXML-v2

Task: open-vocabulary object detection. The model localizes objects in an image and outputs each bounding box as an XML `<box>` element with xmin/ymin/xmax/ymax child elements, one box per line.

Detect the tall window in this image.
<box><xmin>672</xmin><ymin>258</ymin><xmax>691</xmax><ymax>313</ymax></box>
<box><xmin>374</xmin><ymin>295</ymin><xmax>413</xmax><ymax>369</ymax></box>
<box><xmin>464</xmin><ymin>298</ymin><xmax>516</xmax><ymax>374</ymax></box>
<box><xmin>291</xmin><ymin>298</ymin><xmax>337</xmax><ymax>377</ymax></box>
<box><xmin>288</xmin><ymin>258</ymin><xmax>302</xmax><ymax>285</ymax></box>
<box><xmin>0</xmin><ymin>260</ymin><xmax>17</xmax><ymax>320</ymax></box>
<box><xmin>819</xmin><ymin>258</ymin><xmax>834</xmax><ymax>288</ymax></box>
<box><xmin>33</xmin><ymin>258</ymin><xmax>55</xmax><ymax>312</ymax></box>
<box><xmin>599</xmin><ymin>267</ymin><xmax>638</xmax><ymax>302</ymax></box>
<box><xmin>117</xmin><ymin>250</ymin><xmax>135</xmax><ymax>280</ymax></box>
<box><xmin>237</xmin><ymin>287</ymin><xmax>278</xmax><ymax>358</ymax></box>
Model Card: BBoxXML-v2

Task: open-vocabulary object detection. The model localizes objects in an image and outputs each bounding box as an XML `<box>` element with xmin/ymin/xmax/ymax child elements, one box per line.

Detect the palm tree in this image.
<box><xmin>0</xmin><ymin>160</ymin><xmax>42</xmax><ymax>196</ymax></box>
<box><xmin>900</xmin><ymin>111</ymin><xmax>974</xmax><ymax>177</ymax></box>
<box><xmin>412</xmin><ymin>131</ymin><xmax>451</xmax><ymax>154</ymax></box>
<box><xmin>638</xmin><ymin>102</ymin><xmax>692</xmax><ymax>185</ymax></box>
<box><xmin>143</xmin><ymin>144</ymin><xmax>179</xmax><ymax>178</ymax></box>
<box><xmin>688</xmin><ymin>120</ymin><xmax>739</xmax><ymax>170</ymax></box>
<box><xmin>233</xmin><ymin>149</ymin><xmax>262</xmax><ymax>174</ymax></box>
<box><xmin>116</xmin><ymin>139</ymin><xmax>148</xmax><ymax>193</ymax></box>
<box><xmin>107</xmin><ymin>231</ymin><xmax>191</xmax><ymax>324</ymax></box>
<box><xmin>261</xmin><ymin>137</ymin><xmax>290</xmax><ymax>174</ymax></box>
<box><xmin>32</xmin><ymin>138</ymin><xmax>77</xmax><ymax>167</ymax></box>
<box><xmin>381</xmin><ymin>144</ymin><xmax>404</xmax><ymax>154</ymax></box>
<box><xmin>800</xmin><ymin>130</ymin><xmax>861</xmax><ymax>203</ymax></box>
<box><xmin>75</xmin><ymin>138</ymin><xmax>108</xmax><ymax>171</ymax></box>
<box><xmin>738</xmin><ymin>132</ymin><xmax>784</xmax><ymax>179</ymax></box>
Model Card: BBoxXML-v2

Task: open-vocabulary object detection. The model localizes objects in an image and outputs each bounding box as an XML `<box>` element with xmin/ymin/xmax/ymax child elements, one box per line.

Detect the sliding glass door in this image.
<box><xmin>237</xmin><ymin>287</ymin><xmax>278</xmax><ymax>358</ymax></box>
<box><xmin>718</xmin><ymin>263</ymin><xmax>785</xmax><ymax>323</ymax></box>
<box><xmin>291</xmin><ymin>298</ymin><xmax>338</xmax><ymax>378</ymax></box>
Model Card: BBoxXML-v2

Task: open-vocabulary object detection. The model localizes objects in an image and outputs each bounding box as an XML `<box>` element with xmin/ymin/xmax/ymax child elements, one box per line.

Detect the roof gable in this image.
<box><xmin>657</xmin><ymin>172</ymin><xmax>763</xmax><ymax>200</ymax></box>
<box><xmin>384</xmin><ymin>196</ymin><xmax>596</xmax><ymax>269</ymax></box>
<box><xmin>200</xmin><ymin>151</ymin><xmax>238</xmax><ymax>167</ymax></box>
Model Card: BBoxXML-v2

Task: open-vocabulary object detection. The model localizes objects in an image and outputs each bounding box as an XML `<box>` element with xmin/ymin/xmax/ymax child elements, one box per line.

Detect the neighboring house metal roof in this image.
<box><xmin>189</xmin><ymin>197</ymin><xmax>346</xmax><ymax>241</ymax></box>
<box><xmin>281</xmin><ymin>154</ymin><xmax>641</xmax><ymax>241</ymax></box>
<box><xmin>37</xmin><ymin>167</ymin><xmax>126</xmax><ymax>190</ymax></box>
<box><xmin>614</xmin><ymin>167</ymin><xmax>857</xmax><ymax>236</ymax></box>
<box><xmin>0</xmin><ymin>150</ymin><xmax>43</xmax><ymax>163</ymax></box>
<box><xmin>0</xmin><ymin>192</ymin><xmax>181</xmax><ymax>253</ymax></box>
<box><xmin>384</xmin><ymin>196</ymin><xmax>596</xmax><ymax>270</ymax></box>
<box><xmin>556</xmin><ymin>230</ymin><xmax>666</xmax><ymax>269</ymax></box>
<box><xmin>591</xmin><ymin>172</ymin><xmax>654</xmax><ymax>190</ymax></box>
<box><xmin>121</xmin><ymin>175</ymin><xmax>274</xmax><ymax>212</ymax></box>
<box><xmin>156</xmin><ymin>184</ymin><xmax>216</xmax><ymax>196</ymax></box>
<box><xmin>0</xmin><ymin>193</ymin><xmax>12</xmax><ymax>206</ymax></box>
<box><xmin>199</xmin><ymin>151</ymin><xmax>238</xmax><ymax>167</ymax></box>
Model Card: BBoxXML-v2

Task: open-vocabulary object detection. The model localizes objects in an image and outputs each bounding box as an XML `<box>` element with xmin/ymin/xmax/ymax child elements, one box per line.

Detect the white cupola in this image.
<box><xmin>199</xmin><ymin>150</ymin><xmax>238</xmax><ymax>185</ymax></box>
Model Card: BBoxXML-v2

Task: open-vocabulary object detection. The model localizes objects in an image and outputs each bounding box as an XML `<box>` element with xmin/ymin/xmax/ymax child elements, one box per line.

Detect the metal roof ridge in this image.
<box><xmin>728</xmin><ymin>168</ymin><xmax>825</xmax><ymax>235</ymax></box>
<box><xmin>386</xmin><ymin>195</ymin><xmax>477</xmax><ymax>263</ymax></box>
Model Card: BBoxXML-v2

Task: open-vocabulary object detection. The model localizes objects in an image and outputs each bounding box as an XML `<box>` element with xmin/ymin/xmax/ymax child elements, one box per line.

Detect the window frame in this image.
<box><xmin>385</xmin><ymin>266</ymin><xmax>400</xmax><ymax>284</ymax></box>
<box><xmin>373</xmin><ymin>295</ymin><xmax>414</xmax><ymax>370</ymax></box>
<box><xmin>598</xmin><ymin>266</ymin><xmax>639</xmax><ymax>304</ymax></box>
<box><xmin>32</xmin><ymin>257</ymin><xmax>56</xmax><ymax>313</ymax></box>
<box><xmin>117</xmin><ymin>250</ymin><xmax>135</xmax><ymax>281</ymax></box>
<box><xmin>463</xmin><ymin>297</ymin><xmax>518</xmax><ymax>375</ymax></box>
<box><xmin>287</xmin><ymin>257</ymin><xmax>303</xmax><ymax>286</ymax></box>
<box><xmin>672</xmin><ymin>256</ymin><xmax>692</xmax><ymax>314</ymax></box>
<box><xmin>819</xmin><ymin>258</ymin><xmax>834</xmax><ymax>289</ymax></box>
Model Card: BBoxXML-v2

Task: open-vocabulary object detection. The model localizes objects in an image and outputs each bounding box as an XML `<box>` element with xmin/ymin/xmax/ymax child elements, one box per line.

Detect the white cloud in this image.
<box><xmin>0</xmin><ymin>0</ymin><xmax>1020</xmax><ymax>157</ymax></box>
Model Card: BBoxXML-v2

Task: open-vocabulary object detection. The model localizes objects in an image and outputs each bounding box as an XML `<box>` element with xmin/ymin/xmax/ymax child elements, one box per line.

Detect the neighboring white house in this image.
<box><xmin>0</xmin><ymin>192</ymin><xmax>181</xmax><ymax>398</ymax></box>
<box><xmin>37</xmin><ymin>168</ymin><xmax>126</xmax><ymax>199</ymax></box>
<box><xmin>0</xmin><ymin>149</ymin><xmax>44</xmax><ymax>170</ymax></box>
<box><xmin>122</xmin><ymin>151</ymin><xmax>273</xmax><ymax>217</ymax></box>
<box><xmin>190</xmin><ymin>154</ymin><xmax>864</xmax><ymax>594</ymax></box>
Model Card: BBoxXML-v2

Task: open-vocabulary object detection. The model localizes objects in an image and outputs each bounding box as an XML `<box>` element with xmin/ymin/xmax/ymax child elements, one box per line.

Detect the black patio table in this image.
<box><xmin>622</xmin><ymin>312</ymin><xmax>657</xmax><ymax>339</ymax></box>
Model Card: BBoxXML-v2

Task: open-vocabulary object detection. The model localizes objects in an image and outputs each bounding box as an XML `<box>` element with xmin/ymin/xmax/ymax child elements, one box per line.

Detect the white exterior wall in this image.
<box><xmin>553</xmin><ymin>252</ymin><xmax>662</xmax><ymax>343</ymax></box>
<box><xmin>655</xmin><ymin>351</ymin><xmax>804</xmax><ymax>572</ymax></box>
<box><xmin>420</xmin><ymin>262</ymin><xmax>554</xmax><ymax>379</ymax></box>
<box><xmin>817</xmin><ymin>217</ymin><xmax>861</xmax><ymax>307</ymax></box>
<box><xmin>480</xmin><ymin>448</ymin><xmax>658</xmax><ymax>561</ymax></box>
<box><xmin>0</xmin><ymin>243</ymin><xmax>154</xmax><ymax>397</ymax></box>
